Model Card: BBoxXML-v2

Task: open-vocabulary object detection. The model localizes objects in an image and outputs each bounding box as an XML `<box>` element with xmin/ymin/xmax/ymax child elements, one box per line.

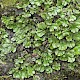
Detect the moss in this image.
<box><xmin>0</xmin><ymin>0</ymin><xmax>17</xmax><ymax>7</ymax></box>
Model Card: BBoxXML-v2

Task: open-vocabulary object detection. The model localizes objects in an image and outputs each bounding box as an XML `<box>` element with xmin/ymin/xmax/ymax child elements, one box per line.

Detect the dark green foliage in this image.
<box><xmin>0</xmin><ymin>0</ymin><xmax>80</xmax><ymax>79</ymax></box>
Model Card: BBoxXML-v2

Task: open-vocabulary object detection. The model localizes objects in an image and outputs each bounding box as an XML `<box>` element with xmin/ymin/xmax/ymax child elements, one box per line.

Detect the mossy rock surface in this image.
<box><xmin>0</xmin><ymin>0</ymin><xmax>80</xmax><ymax>80</ymax></box>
